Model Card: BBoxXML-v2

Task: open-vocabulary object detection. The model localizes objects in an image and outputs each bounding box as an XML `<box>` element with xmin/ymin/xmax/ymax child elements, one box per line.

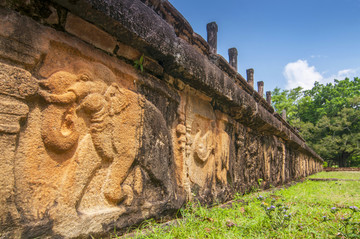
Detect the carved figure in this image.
<box><xmin>193</xmin><ymin>129</ymin><xmax>214</xmax><ymax>163</ymax></box>
<box><xmin>39</xmin><ymin>71</ymin><xmax>107</xmax><ymax>152</ymax></box>
<box><xmin>39</xmin><ymin>67</ymin><xmax>143</xmax><ymax>206</ymax></box>
<box><xmin>176</xmin><ymin>115</ymin><xmax>186</xmax><ymax>152</ymax></box>
<box><xmin>215</xmin><ymin>120</ymin><xmax>230</xmax><ymax>184</ymax></box>
<box><xmin>0</xmin><ymin>62</ymin><xmax>38</xmax><ymax>229</ymax></box>
<box><xmin>187</xmin><ymin>124</ymin><xmax>215</xmax><ymax>189</ymax></box>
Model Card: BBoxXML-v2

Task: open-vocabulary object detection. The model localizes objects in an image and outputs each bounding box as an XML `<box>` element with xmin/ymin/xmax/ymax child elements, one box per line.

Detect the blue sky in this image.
<box><xmin>169</xmin><ymin>0</ymin><xmax>360</xmax><ymax>92</ymax></box>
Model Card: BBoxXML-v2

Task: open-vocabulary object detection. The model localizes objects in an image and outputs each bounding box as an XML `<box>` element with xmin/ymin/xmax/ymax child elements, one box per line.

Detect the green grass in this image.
<box><xmin>309</xmin><ymin>171</ymin><xmax>360</xmax><ymax>180</ymax></box>
<box><xmin>111</xmin><ymin>172</ymin><xmax>360</xmax><ymax>239</ymax></box>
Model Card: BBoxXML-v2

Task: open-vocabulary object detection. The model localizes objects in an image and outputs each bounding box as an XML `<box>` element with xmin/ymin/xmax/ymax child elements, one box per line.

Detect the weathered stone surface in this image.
<box><xmin>207</xmin><ymin>22</ymin><xmax>218</xmax><ymax>54</ymax></box>
<box><xmin>246</xmin><ymin>68</ymin><xmax>254</xmax><ymax>88</ymax></box>
<box><xmin>65</xmin><ymin>13</ymin><xmax>117</xmax><ymax>53</ymax></box>
<box><xmin>0</xmin><ymin>1</ymin><xmax>322</xmax><ymax>238</ymax></box>
<box><xmin>143</xmin><ymin>56</ymin><xmax>164</xmax><ymax>76</ymax></box>
<box><xmin>257</xmin><ymin>81</ymin><xmax>264</xmax><ymax>96</ymax></box>
<box><xmin>0</xmin><ymin>63</ymin><xmax>38</xmax><ymax>237</ymax></box>
<box><xmin>266</xmin><ymin>91</ymin><xmax>272</xmax><ymax>104</ymax></box>
<box><xmin>0</xmin><ymin>62</ymin><xmax>38</xmax><ymax>99</ymax></box>
<box><xmin>228</xmin><ymin>47</ymin><xmax>238</xmax><ymax>70</ymax></box>
<box><xmin>0</xmin><ymin>8</ymin><xmax>45</xmax><ymax>67</ymax></box>
<box><xmin>116</xmin><ymin>41</ymin><xmax>141</xmax><ymax>61</ymax></box>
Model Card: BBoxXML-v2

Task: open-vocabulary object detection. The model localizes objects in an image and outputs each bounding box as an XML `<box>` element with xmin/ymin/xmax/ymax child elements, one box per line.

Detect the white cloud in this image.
<box><xmin>321</xmin><ymin>68</ymin><xmax>358</xmax><ymax>85</ymax></box>
<box><xmin>283</xmin><ymin>60</ymin><xmax>323</xmax><ymax>90</ymax></box>
<box><xmin>283</xmin><ymin>60</ymin><xmax>359</xmax><ymax>90</ymax></box>
<box><xmin>310</xmin><ymin>55</ymin><xmax>327</xmax><ymax>59</ymax></box>
<box><xmin>338</xmin><ymin>69</ymin><xmax>354</xmax><ymax>75</ymax></box>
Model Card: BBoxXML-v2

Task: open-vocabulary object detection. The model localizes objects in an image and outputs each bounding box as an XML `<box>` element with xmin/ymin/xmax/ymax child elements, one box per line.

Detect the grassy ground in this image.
<box><xmin>114</xmin><ymin>171</ymin><xmax>360</xmax><ymax>239</ymax></box>
<box><xmin>308</xmin><ymin>171</ymin><xmax>360</xmax><ymax>180</ymax></box>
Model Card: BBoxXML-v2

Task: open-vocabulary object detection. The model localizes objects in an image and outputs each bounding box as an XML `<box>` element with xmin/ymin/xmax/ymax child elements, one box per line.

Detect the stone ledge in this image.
<box><xmin>65</xmin><ymin>12</ymin><xmax>117</xmax><ymax>53</ymax></box>
<box><xmin>50</xmin><ymin>0</ymin><xmax>321</xmax><ymax>162</ymax></box>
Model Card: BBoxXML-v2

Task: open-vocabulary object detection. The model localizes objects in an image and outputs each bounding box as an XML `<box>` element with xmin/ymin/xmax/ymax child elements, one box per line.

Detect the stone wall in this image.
<box><xmin>0</xmin><ymin>0</ymin><xmax>322</xmax><ymax>238</ymax></box>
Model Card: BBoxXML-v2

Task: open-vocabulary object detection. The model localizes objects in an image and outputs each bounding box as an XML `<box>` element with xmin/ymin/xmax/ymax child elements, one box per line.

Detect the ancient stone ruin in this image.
<box><xmin>0</xmin><ymin>0</ymin><xmax>322</xmax><ymax>238</ymax></box>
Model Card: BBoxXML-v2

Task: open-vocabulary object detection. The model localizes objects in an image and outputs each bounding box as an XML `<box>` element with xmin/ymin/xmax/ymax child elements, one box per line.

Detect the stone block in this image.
<box><xmin>44</xmin><ymin>6</ymin><xmax>59</xmax><ymax>25</ymax></box>
<box><xmin>0</xmin><ymin>62</ymin><xmax>38</xmax><ymax>99</ymax></box>
<box><xmin>116</xmin><ymin>41</ymin><xmax>141</xmax><ymax>60</ymax></box>
<box><xmin>0</xmin><ymin>8</ymin><xmax>45</xmax><ymax>67</ymax></box>
<box><xmin>65</xmin><ymin>13</ymin><xmax>117</xmax><ymax>53</ymax></box>
<box><xmin>144</xmin><ymin>56</ymin><xmax>164</xmax><ymax>76</ymax></box>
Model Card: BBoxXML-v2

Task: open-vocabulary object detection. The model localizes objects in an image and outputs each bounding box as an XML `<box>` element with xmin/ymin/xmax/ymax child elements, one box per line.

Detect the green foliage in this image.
<box><xmin>323</xmin><ymin>206</ymin><xmax>360</xmax><ymax>238</ymax></box>
<box><xmin>257</xmin><ymin>195</ymin><xmax>292</xmax><ymax>230</ymax></box>
<box><xmin>125</xmin><ymin>172</ymin><xmax>360</xmax><ymax>239</ymax></box>
<box><xmin>134</xmin><ymin>54</ymin><xmax>144</xmax><ymax>72</ymax></box>
<box><xmin>272</xmin><ymin>78</ymin><xmax>360</xmax><ymax>167</ymax></box>
<box><xmin>272</xmin><ymin>86</ymin><xmax>304</xmax><ymax>124</ymax></box>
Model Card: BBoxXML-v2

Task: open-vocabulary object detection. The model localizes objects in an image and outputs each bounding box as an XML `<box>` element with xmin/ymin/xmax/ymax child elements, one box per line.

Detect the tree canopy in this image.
<box><xmin>272</xmin><ymin>78</ymin><xmax>360</xmax><ymax>167</ymax></box>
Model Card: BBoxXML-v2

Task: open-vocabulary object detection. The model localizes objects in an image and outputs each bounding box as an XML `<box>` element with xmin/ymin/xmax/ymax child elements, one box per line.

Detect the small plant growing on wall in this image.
<box><xmin>134</xmin><ymin>54</ymin><xmax>144</xmax><ymax>72</ymax></box>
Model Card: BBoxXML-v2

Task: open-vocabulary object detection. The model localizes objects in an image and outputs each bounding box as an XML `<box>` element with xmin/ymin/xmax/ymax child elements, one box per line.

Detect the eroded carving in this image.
<box><xmin>193</xmin><ymin>129</ymin><xmax>214</xmax><ymax>163</ymax></box>
<box><xmin>0</xmin><ymin>62</ymin><xmax>38</xmax><ymax>231</ymax></box>
<box><xmin>39</xmin><ymin>71</ymin><xmax>105</xmax><ymax>152</ymax></box>
<box><xmin>38</xmin><ymin>63</ymin><xmax>144</xmax><ymax>208</ymax></box>
<box><xmin>182</xmin><ymin>92</ymin><xmax>234</xmax><ymax>201</ymax></box>
<box><xmin>186</xmin><ymin>119</ymin><xmax>215</xmax><ymax>190</ymax></box>
<box><xmin>215</xmin><ymin>119</ymin><xmax>230</xmax><ymax>184</ymax></box>
<box><xmin>176</xmin><ymin>113</ymin><xmax>186</xmax><ymax>152</ymax></box>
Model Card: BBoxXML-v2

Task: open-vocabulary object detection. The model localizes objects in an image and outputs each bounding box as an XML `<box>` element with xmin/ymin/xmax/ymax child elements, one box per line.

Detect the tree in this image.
<box><xmin>272</xmin><ymin>78</ymin><xmax>360</xmax><ymax>167</ymax></box>
<box><xmin>272</xmin><ymin>86</ymin><xmax>303</xmax><ymax>125</ymax></box>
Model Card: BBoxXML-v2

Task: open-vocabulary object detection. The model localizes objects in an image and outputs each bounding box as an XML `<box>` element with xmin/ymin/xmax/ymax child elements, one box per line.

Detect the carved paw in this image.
<box><xmin>122</xmin><ymin>185</ymin><xmax>133</xmax><ymax>206</ymax></box>
<box><xmin>103</xmin><ymin>184</ymin><xmax>134</xmax><ymax>206</ymax></box>
<box><xmin>38</xmin><ymin>89</ymin><xmax>51</xmax><ymax>101</ymax></box>
<box><xmin>104</xmin><ymin>184</ymin><xmax>123</xmax><ymax>205</ymax></box>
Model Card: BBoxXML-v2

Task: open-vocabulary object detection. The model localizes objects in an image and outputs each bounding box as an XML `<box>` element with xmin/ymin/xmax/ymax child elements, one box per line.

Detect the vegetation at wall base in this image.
<box><xmin>272</xmin><ymin>77</ymin><xmax>360</xmax><ymax>167</ymax></box>
<box><xmin>103</xmin><ymin>172</ymin><xmax>360</xmax><ymax>239</ymax></box>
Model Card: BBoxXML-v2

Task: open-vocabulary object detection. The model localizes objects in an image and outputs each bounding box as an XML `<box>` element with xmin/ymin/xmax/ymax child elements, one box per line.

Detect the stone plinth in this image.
<box><xmin>257</xmin><ymin>81</ymin><xmax>264</xmax><ymax>96</ymax></box>
<box><xmin>207</xmin><ymin>22</ymin><xmax>218</xmax><ymax>54</ymax></box>
<box><xmin>228</xmin><ymin>47</ymin><xmax>238</xmax><ymax>70</ymax></box>
<box><xmin>0</xmin><ymin>0</ymin><xmax>322</xmax><ymax>238</ymax></box>
<box><xmin>247</xmin><ymin>68</ymin><xmax>254</xmax><ymax>88</ymax></box>
<box><xmin>266</xmin><ymin>91</ymin><xmax>272</xmax><ymax>105</ymax></box>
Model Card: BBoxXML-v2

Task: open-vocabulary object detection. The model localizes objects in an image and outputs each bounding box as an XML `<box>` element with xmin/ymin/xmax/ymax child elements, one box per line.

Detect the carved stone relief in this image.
<box><xmin>183</xmin><ymin>91</ymin><xmax>216</xmax><ymax>198</ymax></box>
<box><xmin>11</xmin><ymin>62</ymin><xmax>147</xmax><ymax>234</ymax></box>
<box><xmin>8</xmin><ymin>43</ymin><xmax>181</xmax><ymax>237</ymax></box>
<box><xmin>173</xmin><ymin>97</ymin><xmax>187</xmax><ymax>191</ymax></box>
<box><xmin>177</xmin><ymin>89</ymin><xmax>233</xmax><ymax>201</ymax></box>
<box><xmin>188</xmin><ymin>117</ymin><xmax>215</xmax><ymax>190</ymax></box>
<box><xmin>214</xmin><ymin>113</ymin><xmax>230</xmax><ymax>185</ymax></box>
<box><xmin>38</xmin><ymin>67</ymin><xmax>145</xmax><ymax>208</ymax></box>
<box><xmin>0</xmin><ymin>4</ymin><xmax>324</xmax><ymax>238</ymax></box>
<box><xmin>0</xmin><ymin>62</ymin><xmax>38</xmax><ymax>232</ymax></box>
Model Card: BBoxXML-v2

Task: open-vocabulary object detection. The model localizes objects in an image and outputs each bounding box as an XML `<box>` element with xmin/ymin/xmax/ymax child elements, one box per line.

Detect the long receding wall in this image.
<box><xmin>0</xmin><ymin>0</ymin><xmax>322</xmax><ymax>238</ymax></box>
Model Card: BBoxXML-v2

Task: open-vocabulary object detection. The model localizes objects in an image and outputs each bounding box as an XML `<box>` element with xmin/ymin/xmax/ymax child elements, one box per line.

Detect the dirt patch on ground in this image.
<box><xmin>309</xmin><ymin>178</ymin><xmax>360</xmax><ymax>181</ymax></box>
<box><xmin>324</xmin><ymin>168</ymin><xmax>360</xmax><ymax>172</ymax></box>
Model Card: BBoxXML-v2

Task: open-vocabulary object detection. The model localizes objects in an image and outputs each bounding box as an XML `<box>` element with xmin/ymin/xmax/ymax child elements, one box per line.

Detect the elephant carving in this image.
<box><xmin>39</xmin><ymin>71</ymin><xmax>80</xmax><ymax>152</ymax></box>
<box><xmin>39</xmin><ymin>65</ymin><xmax>144</xmax><ymax>206</ymax></box>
